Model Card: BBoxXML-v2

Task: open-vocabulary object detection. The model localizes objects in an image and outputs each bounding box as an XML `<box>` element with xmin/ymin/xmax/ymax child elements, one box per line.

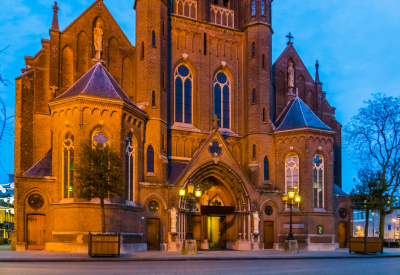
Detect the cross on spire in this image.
<box><xmin>97</xmin><ymin>2</ymin><xmax>102</xmax><ymax>13</ymax></box>
<box><xmin>53</xmin><ymin>1</ymin><xmax>59</xmax><ymax>13</ymax></box>
<box><xmin>286</xmin><ymin>32</ymin><xmax>294</xmax><ymax>45</ymax></box>
<box><xmin>211</xmin><ymin>114</ymin><xmax>220</xmax><ymax>130</ymax></box>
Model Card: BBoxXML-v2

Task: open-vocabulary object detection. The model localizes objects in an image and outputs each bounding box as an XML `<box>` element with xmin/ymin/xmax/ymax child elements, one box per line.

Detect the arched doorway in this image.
<box><xmin>176</xmin><ymin>161</ymin><xmax>252</xmax><ymax>250</ymax></box>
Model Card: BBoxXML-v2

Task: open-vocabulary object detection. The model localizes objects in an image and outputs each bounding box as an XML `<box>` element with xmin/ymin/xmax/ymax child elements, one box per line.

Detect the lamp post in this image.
<box><xmin>392</xmin><ymin>218</ymin><xmax>397</xmax><ymax>243</ymax></box>
<box><xmin>179</xmin><ymin>180</ymin><xmax>202</xmax><ymax>240</ymax></box>
<box><xmin>282</xmin><ymin>187</ymin><xmax>301</xmax><ymax>241</ymax></box>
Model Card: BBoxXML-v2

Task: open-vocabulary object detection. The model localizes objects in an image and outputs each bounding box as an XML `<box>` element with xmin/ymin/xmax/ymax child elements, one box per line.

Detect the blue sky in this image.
<box><xmin>1</xmin><ymin>0</ymin><xmax>399</xmax><ymax>192</ymax></box>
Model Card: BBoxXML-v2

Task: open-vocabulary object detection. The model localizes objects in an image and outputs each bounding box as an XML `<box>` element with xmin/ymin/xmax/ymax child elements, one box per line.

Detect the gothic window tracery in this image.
<box><xmin>126</xmin><ymin>133</ymin><xmax>135</xmax><ymax>201</ymax></box>
<box><xmin>63</xmin><ymin>133</ymin><xmax>74</xmax><ymax>199</ymax></box>
<box><xmin>174</xmin><ymin>65</ymin><xmax>193</xmax><ymax>124</ymax></box>
<box><xmin>92</xmin><ymin>131</ymin><xmax>109</xmax><ymax>147</ymax></box>
<box><xmin>313</xmin><ymin>155</ymin><xmax>324</xmax><ymax>209</ymax></box>
<box><xmin>285</xmin><ymin>154</ymin><xmax>299</xmax><ymax>195</ymax></box>
<box><xmin>213</xmin><ymin>71</ymin><xmax>230</xmax><ymax>129</ymax></box>
<box><xmin>261</xmin><ymin>0</ymin><xmax>265</xmax><ymax>15</ymax></box>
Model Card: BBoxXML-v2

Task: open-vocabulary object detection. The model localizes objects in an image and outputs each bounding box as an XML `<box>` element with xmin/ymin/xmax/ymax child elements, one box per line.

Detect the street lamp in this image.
<box><xmin>179</xmin><ymin>179</ymin><xmax>202</xmax><ymax>240</ymax></box>
<box><xmin>282</xmin><ymin>187</ymin><xmax>301</xmax><ymax>241</ymax></box>
<box><xmin>372</xmin><ymin>212</ymin><xmax>375</xmax><ymax>237</ymax></box>
<box><xmin>392</xmin><ymin>218</ymin><xmax>397</xmax><ymax>242</ymax></box>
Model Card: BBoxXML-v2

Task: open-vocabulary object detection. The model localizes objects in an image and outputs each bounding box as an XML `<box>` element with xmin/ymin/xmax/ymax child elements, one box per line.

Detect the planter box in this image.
<box><xmin>88</xmin><ymin>232</ymin><xmax>120</xmax><ymax>257</ymax></box>
<box><xmin>349</xmin><ymin>237</ymin><xmax>383</xmax><ymax>254</ymax></box>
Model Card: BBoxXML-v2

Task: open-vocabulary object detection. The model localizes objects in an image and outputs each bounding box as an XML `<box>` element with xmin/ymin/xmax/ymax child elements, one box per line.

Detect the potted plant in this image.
<box><xmin>75</xmin><ymin>140</ymin><xmax>124</xmax><ymax>256</ymax></box>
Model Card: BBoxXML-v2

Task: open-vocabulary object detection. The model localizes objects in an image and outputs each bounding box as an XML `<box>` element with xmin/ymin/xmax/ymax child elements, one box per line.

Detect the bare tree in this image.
<box><xmin>0</xmin><ymin>45</ymin><xmax>14</xmax><ymax>170</ymax></box>
<box><xmin>344</xmin><ymin>94</ymin><xmax>400</xmax><ymax>238</ymax></box>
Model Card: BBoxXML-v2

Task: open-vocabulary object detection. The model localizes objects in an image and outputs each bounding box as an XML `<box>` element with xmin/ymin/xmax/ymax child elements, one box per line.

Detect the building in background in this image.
<box><xmin>14</xmin><ymin>0</ymin><xmax>350</xmax><ymax>252</ymax></box>
<box><xmin>0</xmin><ymin>175</ymin><xmax>15</xmax><ymax>245</ymax></box>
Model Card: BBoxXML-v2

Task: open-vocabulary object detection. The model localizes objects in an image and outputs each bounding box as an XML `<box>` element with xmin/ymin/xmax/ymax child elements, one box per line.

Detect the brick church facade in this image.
<box><xmin>14</xmin><ymin>0</ymin><xmax>351</xmax><ymax>252</ymax></box>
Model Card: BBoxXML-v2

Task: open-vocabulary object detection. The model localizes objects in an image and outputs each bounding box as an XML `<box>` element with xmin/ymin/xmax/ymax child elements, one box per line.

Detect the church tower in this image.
<box><xmin>135</xmin><ymin>0</ymin><xmax>169</xmax><ymax>183</ymax></box>
<box><xmin>242</xmin><ymin>0</ymin><xmax>273</xmax><ymax>186</ymax></box>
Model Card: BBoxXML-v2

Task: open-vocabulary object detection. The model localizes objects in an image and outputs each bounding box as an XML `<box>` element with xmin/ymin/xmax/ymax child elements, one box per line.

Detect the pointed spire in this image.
<box><xmin>315</xmin><ymin>60</ymin><xmax>321</xmax><ymax>83</ymax></box>
<box><xmin>50</xmin><ymin>2</ymin><xmax>59</xmax><ymax>31</ymax></box>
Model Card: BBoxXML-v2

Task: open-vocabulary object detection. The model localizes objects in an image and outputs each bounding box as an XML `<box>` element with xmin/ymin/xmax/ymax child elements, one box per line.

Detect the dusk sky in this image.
<box><xmin>1</xmin><ymin>0</ymin><xmax>399</xmax><ymax>193</ymax></box>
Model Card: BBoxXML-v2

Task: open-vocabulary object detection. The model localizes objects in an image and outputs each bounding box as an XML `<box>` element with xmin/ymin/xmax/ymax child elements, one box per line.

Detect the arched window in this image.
<box><xmin>141</xmin><ymin>41</ymin><xmax>145</xmax><ymax>59</ymax></box>
<box><xmin>261</xmin><ymin>0</ymin><xmax>265</xmax><ymax>15</ymax></box>
<box><xmin>262</xmin><ymin>54</ymin><xmax>266</xmax><ymax>68</ymax></box>
<box><xmin>174</xmin><ymin>65</ymin><xmax>192</xmax><ymax>123</ymax></box>
<box><xmin>126</xmin><ymin>133</ymin><xmax>135</xmax><ymax>201</ymax></box>
<box><xmin>213</xmin><ymin>71</ymin><xmax>230</xmax><ymax>128</ymax></box>
<box><xmin>252</xmin><ymin>42</ymin><xmax>256</xmax><ymax>57</ymax></box>
<box><xmin>263</xmin><ymin>108</ymin><xmax>266</xmax><ymax>122</ymax></box>
<box><xmin>313</xmin><ymin>155</ymin><xmax>324</xmax><ymax>208</ymax></box>
<box><xmin>252</xmin><ymin>88</ymin><xmax>256</xmax><ymax>104</ymax></box>
<box><xmin>152</xmin><ymin>30</ymin><xmax>156</xmax><ymax>47</ymax></box>
<box><xmin>264</xmin><ymin>157</ymin><xmax>269</xmax><ymax>180</ymax></box>
<box><xmin>147</xmin><ymin>145</ymin><xmax>154</xmax><ymax>173</ymax></box>
<box><xmin>63</xmin><ymin>133</ymin><xmax>74</xmax><ymax>199</ymax></box>
<box><xmin>252</xmin><ymin>144</ymin><xmax>256</xmax><ymax>159</ymax></box>
<box><xmin>285</xmin><ymin>154</ymin><xmax>299</xmax><ymax>195</ymax></box>
<box><xmin>251</xmin><ymin>0</ymin><xmax>256</xmax><ymax>16</ymax></box>
<box><xmin>152</xmin><ymin>91</ymin><xmax>156</xmax><ymax>107</ymax></box>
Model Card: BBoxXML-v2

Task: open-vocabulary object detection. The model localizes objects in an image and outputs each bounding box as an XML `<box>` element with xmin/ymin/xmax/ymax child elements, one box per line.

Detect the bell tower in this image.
<box><xmin>135</xmin><ymin>0</ymin><xmax>169</xmax><ymax>184</ymax></box>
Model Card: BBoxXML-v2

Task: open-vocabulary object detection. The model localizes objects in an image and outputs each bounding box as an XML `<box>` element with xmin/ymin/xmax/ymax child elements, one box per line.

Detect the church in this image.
<box><xmin>14</xmin><ymin>0</ymin><xmax>351</xmax><ymax>252</ymax></box>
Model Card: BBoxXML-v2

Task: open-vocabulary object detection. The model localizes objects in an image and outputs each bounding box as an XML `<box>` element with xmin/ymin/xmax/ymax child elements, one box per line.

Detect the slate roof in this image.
<box><xmin>23</xmin><ymin>150</ymin><xmax>52</xmax><ymax>177</ymax></box>
<box><xmin>54</xmin><ymin>62</ymin><xmax>144</xmax><ymax>113</ymax></box>
<box><xmin>274</xmin><ymin>96</ymin><xmax>331</xmax><ymax>131</ymax></box>
<box><xmin>334</xmin><ymin>184</ymin><xmax>349</xmax><ymax>196</ymax></box>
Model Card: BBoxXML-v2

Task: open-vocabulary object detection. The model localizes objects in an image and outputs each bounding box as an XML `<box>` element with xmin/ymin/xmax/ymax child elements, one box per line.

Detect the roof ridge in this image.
<box><xmin>298</xmin><ymin>98</ymin><xmax>308</xmax><ymax>127</ymax></box>
<box><xmin>82</xmin><ymin>63</ymin><xmax>100</xmax><ymax>95</ymax></box>
<box><xmin>276</xmin><ymin>99</ymin><xmax>295</xmax><ymax>130</ymax></box>
<box><xmin>102</xmin><ymin>65</ymin><xmax>123</xmax><ymax>100</ymax></box>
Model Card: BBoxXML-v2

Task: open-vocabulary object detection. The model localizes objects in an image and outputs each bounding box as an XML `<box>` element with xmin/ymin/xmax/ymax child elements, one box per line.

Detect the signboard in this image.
<box><xmin>388</xmin><ymin>224</ymin><xmax>391</xmax><ymax>231</ymax></box>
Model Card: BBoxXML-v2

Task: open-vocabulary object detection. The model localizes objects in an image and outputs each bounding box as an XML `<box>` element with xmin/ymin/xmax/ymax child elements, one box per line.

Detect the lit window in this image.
<box><xmin>63</xmin><ymin>133</ymin><xmax>74</xmax><ymax>199</ymax></box>
<box><xmin>213</xmin><ymin>71</ymin><xmax>230</xmax><ymax>128</ymax></box>
<box><xmin>285</xmin><ymin>154</ymin><xmax>299</xmax><ymax>197</ymax></box>
<box><xmin>126</xmin><ymin>133</ymin><xmax>135</xmax><ymax>201</ymax></box>
<box><xmin>313</xmin><ymin>155</ymin><xmax>324</xmax><ymax>208</ymax></box>
<box><xmin>174</xmin><ymin>65</ymin><xmax>192</xmax><ymax>123</ymax></box>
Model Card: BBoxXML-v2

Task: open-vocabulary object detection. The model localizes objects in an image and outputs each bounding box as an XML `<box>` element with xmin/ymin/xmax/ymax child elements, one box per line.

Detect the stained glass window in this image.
<box><xmin>313</xmin><ymin>155</ymin><xmax>324</xmax><ymax>209</ymax></box>
<box><xmin>285</xmin><ymin>154</ymin><xmax>299</xmax><ymax>197</ymax></box>
<box><xmin>175</xmin><ymin>65</ymin><xmax>192</xmax><ymax>123</ymax></box>
<box><xmin>63</xmin><ymin>133</ymin><xmax>74</xmax><ymax>199</ymax></box>
<box><xmin>213</xmin><ymin>71</ymin><xmax>230</xmax><ymax>128</ymax></box>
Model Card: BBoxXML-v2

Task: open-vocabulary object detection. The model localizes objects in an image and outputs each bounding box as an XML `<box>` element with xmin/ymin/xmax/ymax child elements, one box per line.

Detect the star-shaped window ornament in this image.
<box><xmin>209</xmin><ymin>141</ymin><xmax>222</xmax><ymax>155</ymax></box>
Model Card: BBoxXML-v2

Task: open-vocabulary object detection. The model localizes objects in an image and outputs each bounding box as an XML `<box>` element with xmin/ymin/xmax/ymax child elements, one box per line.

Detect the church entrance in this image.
<box><xmin>27</xmin><ymin>214</ymin><xmax>45</xmax><ymax>250</ymax></box>
<box><xmin>264</xmin><ymin>221</ymin><xmax>274</xmax><ymax>249</ymax></box>
<box><xmin>147</xmin><ymin>218</ymin><xmax>160</xmax><ymax>250</ymax></box>
<box><xmin>338</xmin><ymin>222</ymin><xmax>348</xmax><ymax>248</ymax></box>
<box><xmin>207</xmin><ymin>216</ymin><xmax>227</xmax><ymax>249</ymax></box>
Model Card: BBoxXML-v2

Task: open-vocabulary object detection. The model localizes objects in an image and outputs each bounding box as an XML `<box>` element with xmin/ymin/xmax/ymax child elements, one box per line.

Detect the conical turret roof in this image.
<box><xmin>274</xmin><ymin>97</ymin><xmax>331</xmax><ymax>131</ymax></box>
<box><xmin>54</xmin><ymin>62</ymin><xmax>143</xmax><ymax>112</ymax></box>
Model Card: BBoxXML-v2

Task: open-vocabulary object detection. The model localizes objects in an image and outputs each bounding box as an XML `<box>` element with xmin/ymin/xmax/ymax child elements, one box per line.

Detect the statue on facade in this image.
<box><xmin>171</xmin><ymin>207</ymin><xmax>177</xmax><ymax>234</ymax></box>
<box><xmin>94</xmin><ymin>21</ymin><xmax>103</xmax><ymax>60</ymax></box>
<box><xmin>288</xmin><ymin>60</ymin><xmax>295</xmax><ymax>89</ymax></box>
<box><xmin>253</xmin><ymin>210</ymin><xmax>260</xmax><ymax>235</ymax></box>
<box><xmin>202</xmin><ymin>191</ymin><xmax>210</xmax><ymax>206</ymax></box>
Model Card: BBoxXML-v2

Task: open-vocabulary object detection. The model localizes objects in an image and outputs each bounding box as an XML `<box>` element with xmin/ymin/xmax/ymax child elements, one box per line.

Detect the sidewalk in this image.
<box><xmin>1</xmin><ymin>245</ymin><xmax>400</xmax><ymax>262</ymax></box>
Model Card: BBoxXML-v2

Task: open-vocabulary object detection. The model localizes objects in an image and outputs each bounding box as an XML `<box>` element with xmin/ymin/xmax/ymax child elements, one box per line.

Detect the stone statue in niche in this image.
<box><xmin>202</xmin><ymin>191</ymin><xmax>210</xmax><ymax>206</ymax></box>
<box><xmin>288</xmin><ymin>60</ymin><xmax>295</xmax><ymax>89</ymax></box>
<box><xmin>94</xmin><ymin>21</ymin><xmax>103</xmax><ymax>60</ymax></box>
<box><xmin>253</xmin><ymin>210</ymin><xmax>260</xmax><ymax>235</ymax></box>
<box><xmin>171</xmin><ymin>207</ymin><xmax>177</xmax><ymax>234</ymax></box>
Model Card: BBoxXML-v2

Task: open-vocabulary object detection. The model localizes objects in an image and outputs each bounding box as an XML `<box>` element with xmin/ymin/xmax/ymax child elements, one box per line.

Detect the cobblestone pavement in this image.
<box><xmin>1</xmin><ymin>245</ymin><xmax>400</xmax><ymax>261</ymax></box>
<box><xmin>0</xmin><ymin>258</ymin><xmax>396</xmax><ymax>275</ymax></box>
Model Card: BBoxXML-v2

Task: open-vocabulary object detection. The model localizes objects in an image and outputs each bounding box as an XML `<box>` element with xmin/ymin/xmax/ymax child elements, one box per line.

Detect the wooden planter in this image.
<box><xmin>349</xmin><ymin>237</ymin><xmax>383</xmax><ymax>254</ymax></box>
<box><xmin>88</xmin><ymin>232</ymin><xmax>121</xmax><ymax>257</ymax></box>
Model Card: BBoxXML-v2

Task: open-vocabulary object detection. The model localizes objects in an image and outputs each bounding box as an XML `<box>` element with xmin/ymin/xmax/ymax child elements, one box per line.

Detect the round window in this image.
<box><xmin>148</xmin><ymin>201</ymin><xmax>159</xmax><ymax>212</ymax></box>
<box><xmin>265</xmin><ymin>205</ymin><xmax>273</xmax><ymax>216</ymax></box>
<box><xmin>28</xmin><ymin>194</ymin><xmax>44</xmax><ymax>210</ymax></box>
<box><xmin>339</xmin><ymin>208</ymin><xmax>347</xmax><ymax>219</ymax></box>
